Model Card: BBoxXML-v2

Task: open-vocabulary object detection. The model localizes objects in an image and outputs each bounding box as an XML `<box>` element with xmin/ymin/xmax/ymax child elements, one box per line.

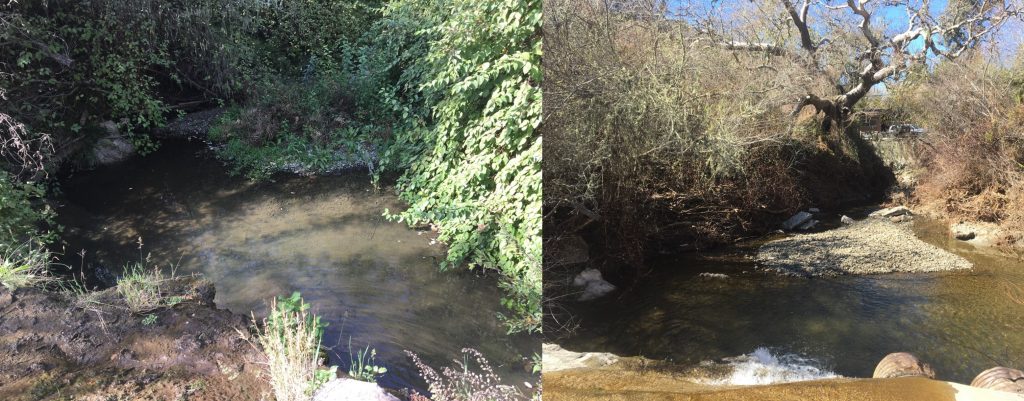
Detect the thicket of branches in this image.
<box><xmin>544</xmin><ymin>0</ymin><xmax>890</xmax><ymax>272</ymax></box>
<box><xmin>892</xmin><ymin>52</ymin><xmax>1024</xmax><ymax>241</ymax></box>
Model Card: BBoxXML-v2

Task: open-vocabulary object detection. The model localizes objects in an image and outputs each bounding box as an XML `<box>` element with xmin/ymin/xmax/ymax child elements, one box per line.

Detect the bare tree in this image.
<box><xmin>705</xmin><ymin>0</ymin><xmax>1023</xmax><ymax>137</ymax></box>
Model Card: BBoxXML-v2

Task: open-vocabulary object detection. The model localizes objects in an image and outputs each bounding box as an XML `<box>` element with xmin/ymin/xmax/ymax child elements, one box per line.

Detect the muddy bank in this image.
<box><xmin>0</xmin><ymin>277</ymin><xmax>268</xmax><ymax>400</ymax></box>
<box><xmin>757</xmin><ymin>217</ymin><xmax>972</xmax><ymax>275</ymax></box>
<box><xmin>544</xmin><ymin>365</ymin><xmax>1024</xmax><ymax>401</ymax></box>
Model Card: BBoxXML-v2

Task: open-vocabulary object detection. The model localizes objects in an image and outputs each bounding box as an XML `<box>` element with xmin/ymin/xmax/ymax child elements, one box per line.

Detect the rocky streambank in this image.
<box><xmin>757</xmin><ymin>212</ymin><xmax>972</xmax><ymax>276</ymax></box>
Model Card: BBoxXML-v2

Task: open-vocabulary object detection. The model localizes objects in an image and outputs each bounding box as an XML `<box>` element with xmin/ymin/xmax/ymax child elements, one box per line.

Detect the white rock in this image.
<box><xmin>870</xmin><ymin>206</ymin><xmax>912</xmax><ymax>218</ymax></box>
<box><xmin>798</xmin><ymin>219</ymin><xmax>819</xmax><ymax>231</ymax></box>
<box><xmin>573</xmin><ymin>268</ymin><xmax>616</xmax><ymax>301</ymax></box>
<box><xmin>574</xmin><ymin>268</ymin><xmax>603</xmax><ymax>285</ymax></box>
<box><xmin>579</xmin><ymin>279</ymin><xmax>616</xmax><ymax>301</ymax></box>
<box><xmin>314</xmin><ymin>378</ymin><xmax>399</xmax><ymax>401</ymax></box>
<box><xmin>782</xmin><ymin>211</ymin><xmax>814</xmax><ymax>231</ymax></box>
<box><xmin>840</xmin><ymin>215</ymin><xmax>854</xmax><ymax>225</ymax></box>
<box><xmin>698</xmin><ymin>273</ymin><xmax>729</xmax><ymax>279</ymax></box>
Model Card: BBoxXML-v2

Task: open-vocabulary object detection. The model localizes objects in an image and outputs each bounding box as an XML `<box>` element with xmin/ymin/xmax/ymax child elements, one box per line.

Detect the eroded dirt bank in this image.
<box><xmin>0</xmin><ymin>277</ymin><xmax>268</xmax><ymax>400</ymax></box>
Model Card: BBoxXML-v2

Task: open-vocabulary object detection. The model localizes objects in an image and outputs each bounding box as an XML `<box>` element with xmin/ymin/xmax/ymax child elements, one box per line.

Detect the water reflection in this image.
<box><xmin>563</xmin><ymin>219</ymin><xmax>1024</xmax><ymax>384</ymax></box>
<box><xmin>55</xmin><ymin>141</ymin><xmax>536</xmax><ymax>391</ymax></box>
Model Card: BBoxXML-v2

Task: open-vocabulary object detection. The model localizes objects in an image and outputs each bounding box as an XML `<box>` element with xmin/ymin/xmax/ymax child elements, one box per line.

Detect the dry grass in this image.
<box><xmin>406</xmin><ymin>348</ymin><xmax>529</xmax><ymax>401</ymax></box>
<box><xmin>0</xmin><ymin>243</ymin><xmax>53</xmax><ymax>290</ymax></box>
<box><xmin>254</xmin><ymin>297</ymin><xmax>323</xmax><ymax>401</ymax></box>
<box><xmin>892</xmin><ymin>53</ymin><xmax>1024</xmax><ymax>243</ymax></box>
<box><xmin>116</xmin><ymin>262</ymin><xmax>174</xmax><ymax>313</ymax></box>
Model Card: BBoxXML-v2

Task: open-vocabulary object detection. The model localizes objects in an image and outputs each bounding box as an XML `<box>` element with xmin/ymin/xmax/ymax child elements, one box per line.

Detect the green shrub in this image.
<box><xmin>0</xmin><ymin>171</ymin><xmax>55</xmax><ymax>248</ymax></box>
<box><xmin>370</xmin><ymin>0</ymin><xmax>543</xmax><ymax>334</ymax></box>
<box><xmin>348</xmin><ymin>338</ymin><xmax>387</xmax><ymax>383</ymax></box>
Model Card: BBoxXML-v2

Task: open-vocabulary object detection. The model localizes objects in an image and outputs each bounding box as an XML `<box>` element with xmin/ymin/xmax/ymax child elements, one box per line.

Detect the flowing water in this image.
<box><xmin>54</xmin><ymin>141</ymin><xmax>536</xmax><ymax>391</ymax></box>
<box><xmin>560</xmin><ymin>219</ymin><xmax>1024</xmax><ymax>385</ymax></box>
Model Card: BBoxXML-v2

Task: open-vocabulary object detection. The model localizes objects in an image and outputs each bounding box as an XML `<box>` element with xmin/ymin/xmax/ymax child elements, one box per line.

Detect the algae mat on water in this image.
<box><xmin>544</xmin><ymin>369</ymin><xmax>1024</xmax><ymax>401</ymax></box>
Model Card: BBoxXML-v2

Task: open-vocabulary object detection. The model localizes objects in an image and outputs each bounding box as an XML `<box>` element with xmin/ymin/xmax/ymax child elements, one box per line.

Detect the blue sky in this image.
<box><xmin>665</xmin><ymin>0</ymin><xmax>1021</xmax><ymax>60</ymax></box>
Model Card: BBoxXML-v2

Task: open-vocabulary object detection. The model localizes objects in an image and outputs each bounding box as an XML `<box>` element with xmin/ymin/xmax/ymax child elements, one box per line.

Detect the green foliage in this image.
<box><xmin>370</xmin><ymin>0</ymin><xmax>543</xmax><ymax>334</ymax></box>
<box><xmin>269</xmin><ymin>291</ymin><xmax>328</xmax><ymax>341</ymax></box>
<box><xmin>205</xmin><ymin>0</ymin><xmax>543</xmax><ymax>333</ymax></box>
<box><xmin>0</xmin><ymin>171</ymin><xmax>55</xmax><ymax>248</ymax></box>
<box><xmin>348</xmin><ymin>338</ymin><xmax>387</xmax><ymax>383</ymax></box>
<box><xmin>141</xmin><ymin>313</ymin><xmax>158</xmax><ymax>326</ymax></box>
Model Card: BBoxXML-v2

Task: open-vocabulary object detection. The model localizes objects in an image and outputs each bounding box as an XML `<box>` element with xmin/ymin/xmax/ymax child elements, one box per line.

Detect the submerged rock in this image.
<box><xmin>573</xmin><ymin>268</ymin><xmax>616</xmax><ymax>301</ymax></box>
<box><xmin>314</xmin><ymin>378</ymin><xmax>400</xmax><ymax>401</ymax></box>
<box><xmin>872</xmin><ymin>352</ymin><xmax>935</xmax><ymax>379</ymax></box>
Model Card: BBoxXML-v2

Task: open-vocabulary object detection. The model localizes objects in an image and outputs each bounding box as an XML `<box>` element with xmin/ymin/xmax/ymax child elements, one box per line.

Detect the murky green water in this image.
<box><xmin>54</xmin><ymin>141</ymin><xmax>536</xmax><ymax>391</ymax></box>
<box><xmin>561</xmin><ymin>218</ymin><xmax>1024</xmax><ymax>384</ymax></box>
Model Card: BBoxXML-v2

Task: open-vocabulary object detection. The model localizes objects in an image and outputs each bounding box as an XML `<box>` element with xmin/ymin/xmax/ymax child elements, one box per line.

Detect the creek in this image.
<box><xmin>560</xmin><ymin>217</ymin><xmax>1024</xmax><ymax>385</ymax></box>
<box><xmin>54</xmin><ymin>140</ymin><xmax>536</xmax><ymax>391</ymax></box>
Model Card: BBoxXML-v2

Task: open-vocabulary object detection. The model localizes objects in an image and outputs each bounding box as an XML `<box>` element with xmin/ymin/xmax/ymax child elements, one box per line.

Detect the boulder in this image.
<box><xmin>782</xmin><ymin>212</ymin><xmax>814</xmax><ymax>231</ymax></box>
<box><xmin>872</xmin><ymin>352</ymin><xmax>935</xmax><ymax>379</ymax></box>
<box><xmin>870</xmin><ymin>206</ymin><xmax>912</xmax><ymax>218</ymax></box>
<box><xmin>573</xmin><ymin>268</ymin><xmax>616</xmax><ymax>301</ymax></box>
<box><xmin>314</xmin><ymin>378</ymin><xmax>400</xmax><ymax>401</ymax></box>
<box><xmin>92</xmin><ymin>121</ymin><xmax>136</xmax><ymax>165</ymax></box>
<box><xmin>840</xmin><ymin>215</ymin><xmax>855</xmax><ymax>225</ymax></box>
<box><xmin>971</xmin><ymin>367</ymin><xmax>1024</xmax><ymax>393</ymax></box>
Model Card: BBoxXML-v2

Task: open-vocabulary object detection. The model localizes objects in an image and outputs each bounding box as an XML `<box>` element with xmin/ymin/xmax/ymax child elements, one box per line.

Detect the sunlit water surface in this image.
<box><xmin>561</xmin><ymin>219</ymin><xmax>1024</xmax><ymax>385</ymax></box>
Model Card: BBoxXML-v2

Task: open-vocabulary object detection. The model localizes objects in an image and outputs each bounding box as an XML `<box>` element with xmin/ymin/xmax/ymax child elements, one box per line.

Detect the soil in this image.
<box><xmin>756</xmin><ymin>217</ymin><xmax>972</xmax><ymax>276</ymax></box>
<box><xmin>0</xmin><ymin>277</ymin><xmax>270</xmax><ymax>401</ymax></box>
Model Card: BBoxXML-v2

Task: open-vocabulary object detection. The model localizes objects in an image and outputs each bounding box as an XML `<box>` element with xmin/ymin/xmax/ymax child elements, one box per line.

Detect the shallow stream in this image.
<box><xmin>54</xmin><ymin>141</ymin><xmax>535</xmax><ymax>391</ymax></box>
<box><xmin>560</xmin><ymin>218</ymin><xmax>1024</xmax><ymax>385</ymax></box>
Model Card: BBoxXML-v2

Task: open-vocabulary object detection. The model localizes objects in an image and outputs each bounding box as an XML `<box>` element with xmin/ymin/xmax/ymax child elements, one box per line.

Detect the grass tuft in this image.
<box><xmin>0</xmin><ymin>243</ymin><xmax>53</xmax><ymax>290</ymax></box>
<box><xmin>116</xmin><ymin>262</ymin><xmax>172</xmax><ymax>313</ymax></box>
<box><xmin>255</xmin><ymin>294</ymin><xmax>328</xmax><ymax>401</ymax></box>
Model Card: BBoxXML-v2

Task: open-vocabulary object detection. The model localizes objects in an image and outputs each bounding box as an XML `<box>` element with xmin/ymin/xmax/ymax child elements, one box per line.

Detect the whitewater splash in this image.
<box><xmin>698</xmin><ymin>347</ymin><xmax>840</xmax><ymax>385</ymax></box>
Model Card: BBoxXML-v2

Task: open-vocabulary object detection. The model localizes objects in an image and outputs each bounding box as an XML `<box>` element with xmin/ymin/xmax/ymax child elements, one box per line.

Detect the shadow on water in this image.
<box><xmin>561</xmin><ymin>218</ymin><xmax>1024</xmax><ymax>385</ymax></box>
<box><xmin>53</xmin><ymin>140</ymin><xmax>537</xmax><ymax>392</ymax></box>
